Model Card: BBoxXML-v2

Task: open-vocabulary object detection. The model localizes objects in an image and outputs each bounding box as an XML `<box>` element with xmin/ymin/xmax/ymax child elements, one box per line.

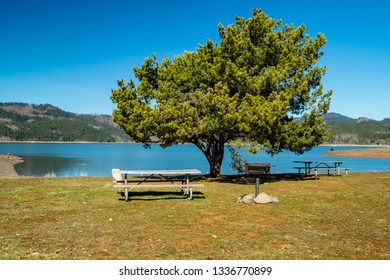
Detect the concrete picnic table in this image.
<box><xmin>112</xmin><ymin>169</ymin><xmax>204</xmax><ymax>201</ymax></box>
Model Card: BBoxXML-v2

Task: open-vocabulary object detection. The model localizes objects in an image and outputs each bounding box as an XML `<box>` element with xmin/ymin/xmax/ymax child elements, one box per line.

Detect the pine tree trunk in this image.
<box><xmin>209</xmin><ymin>159</ymin><xmax>222</xmax><ymax>177</ymax></box>
<box><xmin>194</xmin><ymin>139</ymin><xmax>224</xmax><ymax>177</ymax></box>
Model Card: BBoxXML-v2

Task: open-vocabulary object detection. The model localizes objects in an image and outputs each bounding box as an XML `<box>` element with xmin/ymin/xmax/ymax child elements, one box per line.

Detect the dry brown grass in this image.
<box><xmin>322</xmin><ymin>147</ymin><xmax>390</xmax><ymax>158</ymax></box>
<box><xmin>0</xmin><ymin>173</ymin><xmax>389</xmax><ymax>260</ymax></box>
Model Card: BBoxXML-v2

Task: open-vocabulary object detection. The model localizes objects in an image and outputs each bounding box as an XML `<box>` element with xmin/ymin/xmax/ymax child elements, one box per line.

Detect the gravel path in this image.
<box><xmin>0</xmin><ymin>154</ymin><xmax>23</xmax><ymax>177</ymax></box>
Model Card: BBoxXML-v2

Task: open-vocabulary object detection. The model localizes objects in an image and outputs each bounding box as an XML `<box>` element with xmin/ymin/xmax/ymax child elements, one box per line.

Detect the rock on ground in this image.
<box><xmin>254</xmin><ymin>192</ymin><xmax>279</xmax><ymax>204</ymax></box>
<box><xmin>241</xmin><ymin>194</ymin><xmax>255</xmax><ymax>204</ymax></box>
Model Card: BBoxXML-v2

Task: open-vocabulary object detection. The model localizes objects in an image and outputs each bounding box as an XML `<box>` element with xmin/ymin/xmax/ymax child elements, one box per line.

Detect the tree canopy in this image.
<box><xmin>111</xmin><ymin>8</ymin><xmax>332</xmax><ymax>176</ymax></box>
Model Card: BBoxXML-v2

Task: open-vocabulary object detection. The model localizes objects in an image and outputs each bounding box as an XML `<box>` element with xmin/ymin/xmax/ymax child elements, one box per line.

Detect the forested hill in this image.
<box><xmin>0</xmin><ymin>103</ymin><xmax>388</xmax><ymax>144</ymax></box>
<box><xmin>0</xmin><ymin>103</ymin><xmax>131</xmax><ymax>142</ymax></box>
<box><xmin>323</xmin><ymin>113</ymin><xmax>390</xmax><ymax>145</ymax></box>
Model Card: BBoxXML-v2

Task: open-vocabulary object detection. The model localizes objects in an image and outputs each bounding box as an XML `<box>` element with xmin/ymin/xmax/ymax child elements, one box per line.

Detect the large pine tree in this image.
<box><xmin>111</xmin><ymin>9</ymin><xmax>332</xmax><ymax>176</ymax></box>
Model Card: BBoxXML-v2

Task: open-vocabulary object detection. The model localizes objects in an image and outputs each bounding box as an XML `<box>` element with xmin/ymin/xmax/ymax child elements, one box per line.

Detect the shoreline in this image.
<box><xmin>321</xmin><ymin>144</ymin><xmax>390</xmax><ymax>148</ymax></box>
<box><xmin>1</xmin><ymin>140</ymin><xmax>389</xmax><ymax>148</ymax></box>
<box><xmin>0</xmin><ymin>140</ymin><xmax>134</xmax><ymax>144</ymax></box>
<box><xmin>322</xmin><ymin>147</ymin><xmax>390</xmax><ymax>159</ymax></box>
<box><xmin>0</xmin><ymin>154</ymin><xmax>24</xmax><ymax>177</ymax></box>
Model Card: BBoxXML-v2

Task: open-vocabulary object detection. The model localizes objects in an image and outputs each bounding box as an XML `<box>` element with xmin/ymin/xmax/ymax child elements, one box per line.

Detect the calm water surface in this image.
<box><xmin>0</xmin><ymin>143</ymin><xmax>389</xmax><ymax>177</ymax></box>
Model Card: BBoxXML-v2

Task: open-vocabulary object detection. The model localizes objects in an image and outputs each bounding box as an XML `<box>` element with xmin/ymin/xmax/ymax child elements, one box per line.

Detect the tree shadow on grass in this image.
<box><xmin>199</xmin><ymin>173</ymin><xmax>318</xmax><ymax>185</ymax></box>
<box><xmin>117</xmin><ymin>190</ymin><xmax>206</xmax><ymax>201</ymax></box>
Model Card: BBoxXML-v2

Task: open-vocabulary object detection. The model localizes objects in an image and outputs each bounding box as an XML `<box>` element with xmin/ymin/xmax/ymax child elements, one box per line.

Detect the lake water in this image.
<box><xmin>0</xmin><ymin>143</ymin><xmax>389</xmax><ymax>177</ymax></box>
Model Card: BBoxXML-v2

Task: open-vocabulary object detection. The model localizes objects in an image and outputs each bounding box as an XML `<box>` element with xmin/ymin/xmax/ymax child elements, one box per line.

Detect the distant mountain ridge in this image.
<box><xmin>322</xmin><ymin>112</ymin><xmax>385</xmax><ymax>124</ymax></box>
<box><xmin>0</xmin><ymin>103</ymin><xmax>388</xmax><ymax>145</ymax></box>
<box><xmin>322</xmin><ymin>113</ymin><xmax>390</xmax><ymax>145</ymax></box>
<box><xmin>0</xmin><ymin>102</ymin><xmax>131</xmax><ymax>142</ymax></box>
<box><xmin>322</xmin><ymin>113</ymin><xmax>356</xmax><ymax>123</ymax></box>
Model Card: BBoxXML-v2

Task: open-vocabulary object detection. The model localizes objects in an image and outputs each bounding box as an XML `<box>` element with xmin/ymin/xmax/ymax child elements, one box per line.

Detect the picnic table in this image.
<box><xmin>112</xmin><ymin>169</ymin><xmax>204</xmax><ymax>201</ymax></box>
<box><xmin>293</xmin><ymin>161</ymin><xmax>349</xmax><ymax>176</ymax></box>
<box><xmin>293</xmin><ymin>161</ymin><xmax>313</xmax><ymax>175</ymax></box>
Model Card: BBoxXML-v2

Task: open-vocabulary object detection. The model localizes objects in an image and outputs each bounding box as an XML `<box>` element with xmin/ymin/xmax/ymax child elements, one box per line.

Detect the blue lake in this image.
<box><xmin>0</xmin><ymin>143</ymin><xmax>389</xmax><ymax>177</ymax></box>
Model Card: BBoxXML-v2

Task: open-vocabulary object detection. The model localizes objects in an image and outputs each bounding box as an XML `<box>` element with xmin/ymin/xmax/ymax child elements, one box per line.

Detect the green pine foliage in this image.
<box><xmin>111</xmin><ymin>8</ymin><xmax>332</xmax><ymax>176</ymax></box>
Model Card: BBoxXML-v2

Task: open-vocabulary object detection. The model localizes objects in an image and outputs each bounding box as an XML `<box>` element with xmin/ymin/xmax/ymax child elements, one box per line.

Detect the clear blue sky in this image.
<box><xmin>1</xmin><ymin>0</ymin><xmax>389</xmax><ymax>120</ymax></box>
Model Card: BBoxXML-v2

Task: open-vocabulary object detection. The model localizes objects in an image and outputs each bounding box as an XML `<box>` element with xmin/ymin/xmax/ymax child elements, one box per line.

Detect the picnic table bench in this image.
<box><xmin>244</xmin><ymin>162</ymin><xmax>271</xmax><ymax>175</ymax></box>
<box><xmin>293</xmin><ymin>161</ymin><xmax>350</xmax><ymax>176</ymax></box>
<box><xmin>112</xmin><ymin>169</ymin><xmax>204</xmax><ymax>201</ymax></box>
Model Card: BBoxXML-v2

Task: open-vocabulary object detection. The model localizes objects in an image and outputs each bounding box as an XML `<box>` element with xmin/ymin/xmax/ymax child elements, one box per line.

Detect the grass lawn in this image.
<box><xmin>0</xmin><ymin>173</ymin><xmax>388</xmax><ymax>260</ymax></box>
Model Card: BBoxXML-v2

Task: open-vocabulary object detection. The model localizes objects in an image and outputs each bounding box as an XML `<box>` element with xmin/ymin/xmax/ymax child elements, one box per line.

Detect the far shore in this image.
<box><xmin>0</xmin><ymin>140</ymin><xmax>134</xmax><ymax>144</ymax></box>
<box><xmin>322</xmin><ymin>147</ymin><xmax>390</xmax><ymax>159</ymax></box>
<box><xmin>1</xmin><ymin>140</ymin><xmax>389</xmax><ymax>148</ymax></box>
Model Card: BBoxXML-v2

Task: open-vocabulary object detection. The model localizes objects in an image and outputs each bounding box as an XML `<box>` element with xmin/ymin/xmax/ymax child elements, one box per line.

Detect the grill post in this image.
<box><xmin>244</xmin><ymin>162</ymin><xmax>271</xmax><ymax>197</ymax></box>
<box><xmin>255</xmin><ymin>178</ymin><xmax>260</xmax><ymax>197</ymax></box>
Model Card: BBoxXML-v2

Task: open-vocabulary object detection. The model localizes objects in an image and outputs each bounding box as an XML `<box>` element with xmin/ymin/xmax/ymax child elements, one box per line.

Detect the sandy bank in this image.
<box><xmin>322</xmin><ymin>148</ymin><xmax>390</xmax><ymax>159</ymax></box>
<box><xmin>0</xmin><ymin>154</ymin><xmax>23</xmax><ymax>177</ymax></box>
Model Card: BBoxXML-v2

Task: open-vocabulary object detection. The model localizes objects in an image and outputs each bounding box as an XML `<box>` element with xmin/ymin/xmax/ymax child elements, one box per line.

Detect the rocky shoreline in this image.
<box><xmin>0</xmin><ymin>154</ymin><xmax>23</xmax><ymax>177</ymax></box>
